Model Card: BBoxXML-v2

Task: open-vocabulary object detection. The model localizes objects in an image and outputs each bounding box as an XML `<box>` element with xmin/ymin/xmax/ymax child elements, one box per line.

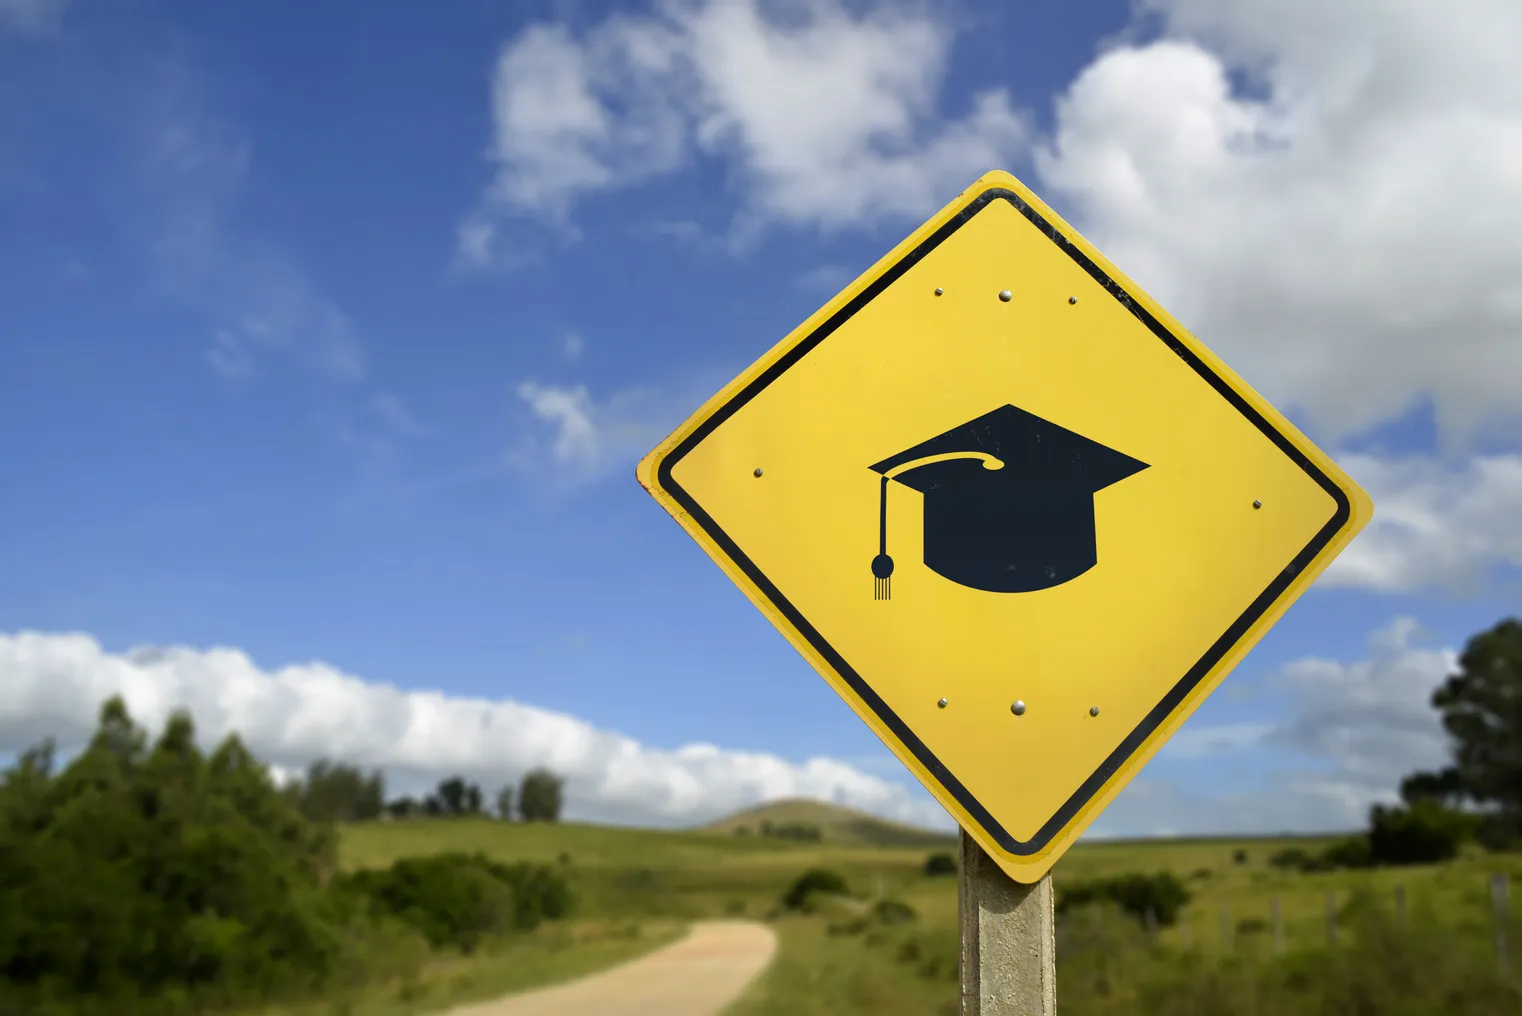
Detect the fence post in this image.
<box><xmin>1494</xmin><ymin>873</ymin><xmax>1510</xmax><ymax>979</ymax></box>
<box><xmin>1326</xmin><ymin>890</ymin><xmax>1337</xmax><ymax>946</ymax></box>
<box><xmin>1272</xmin><ymin>895</ymin><xmax>1283</xmax><ymax>955</ymax></box>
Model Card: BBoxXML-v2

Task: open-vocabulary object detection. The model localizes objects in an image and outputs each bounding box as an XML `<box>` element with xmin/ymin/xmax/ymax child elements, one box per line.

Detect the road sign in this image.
<box><xmin>636</xmin><ymin>169</ymin><xmax>1372</xmax><ymax>883</ymax></box>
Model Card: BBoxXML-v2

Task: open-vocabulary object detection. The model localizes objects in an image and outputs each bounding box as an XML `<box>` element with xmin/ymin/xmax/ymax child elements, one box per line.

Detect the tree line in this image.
<box><xmin>0</xmin><ymin>697</ymin><xmax>574</xmax><ymax>1015</ymax></box>
<box><xmin>282</xmin><ymin>759</ymin><xmax>565</xmax><ymax>824</ymax></box>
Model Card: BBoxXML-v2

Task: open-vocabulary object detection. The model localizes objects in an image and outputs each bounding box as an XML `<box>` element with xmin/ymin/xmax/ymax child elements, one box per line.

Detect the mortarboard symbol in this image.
<box><xmin>869</xmin><ymin>404</ymin><xmax>1149</xmax><ymax>599</ymax></box>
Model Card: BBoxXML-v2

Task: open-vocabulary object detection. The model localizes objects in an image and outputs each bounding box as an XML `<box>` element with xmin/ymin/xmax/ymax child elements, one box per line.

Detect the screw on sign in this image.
<box><xmin>635</xmin><ymin>170</ymin><xmax>1373</xmax><ymax>1014</ymax></box>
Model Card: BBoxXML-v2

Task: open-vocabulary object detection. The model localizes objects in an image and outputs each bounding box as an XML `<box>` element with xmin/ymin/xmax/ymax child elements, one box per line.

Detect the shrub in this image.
<box><xmin>1057</xmin><ymin>872</ymin><xmax>1191</xmax><ymax>927</ymax></box>
<box><xmin>1322</xmin><ymin>835</ymin><xmax>1374</xmax><ymax>869</ymax></box>
<box><xmin>871</xmin><ymin>899</ymin><xmax>918</xmax><ymax>925</ymax></box>
<box><xmin>337</xmin><ymin>852</ymin><xmax>572</xmax><ymax>953</ymax></box>
<box><xmin>1232</xmin><ymin>848</ymin><xmax>1249</xmax><ymax>865</ymax></box>
<box><xmin>1269</xmin><ymin>846</ymin><xmax>1333</xmax><ymax>872</ymax></box>
<box><xmin>1477</xmin><ymin>813</ymin><xmax>1522</xmax><ymax>851</ymax></box>
<box><xmin>924</xmin><ymin>851</ymin><xmax>958</xmax><ymax>876</ymax></box>
<box><xmin>1367</xmin><ymin>802</ymin><xmax>1475</xmax><ymax>866</ymax></box>
<box><xmin>0</xmin><ymin>699</ymin><xmax>355</xmax><ymax>1013</ymax></box>
<box><xmin>780</xmin><ymin>868</ymin><xmax>850</xmax><ymax>911</ymax></box>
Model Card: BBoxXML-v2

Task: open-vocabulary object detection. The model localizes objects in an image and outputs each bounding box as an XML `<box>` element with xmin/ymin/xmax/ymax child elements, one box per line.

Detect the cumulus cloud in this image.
<box><xmin>1266</xmin><ymin>616</ymin><xmax>1454</xmax><ymax>785</ymax></box>
<box><xmin>1325</xmin><ymin>453</ymin><xmax>1522</xmax><ymax>592</ymax></box>
<box><xmin>1035</xmin><ymin>0</ymin><xmax>1522</xmax><ymax>446</ymax></box>
<box><xmin>512</xmin><ymin>374</ymin><xmax>723</xmax><ymax>483</ymax></box>
<box><xmin>1096</xmin><ymin>617</ymin><xmax>1455</xmax><ymax>836</ymax></box>
<box><xmin>0</xmin><ymin>630</ymin><xmax>952</xmax><ymax>830</ymax></box>
<box><xmin>515</xmin><ymin>381</ymin><xmax>674</xmax><ymax>478</ymax></box>
<box><xmin>457</xmin><ymin>0</ymin><xmax>1028</xmax><ymax>265</ymax></box>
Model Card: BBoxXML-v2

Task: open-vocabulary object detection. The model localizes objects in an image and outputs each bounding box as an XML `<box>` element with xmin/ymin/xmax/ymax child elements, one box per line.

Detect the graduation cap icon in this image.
<box><xmin>868</xmin><ymin>404</ymin><xmax>1148</xmax><ymax>599</ymax></box>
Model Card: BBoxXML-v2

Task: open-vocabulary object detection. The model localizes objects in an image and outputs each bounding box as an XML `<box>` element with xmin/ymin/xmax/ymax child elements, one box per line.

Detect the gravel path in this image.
<box><xmin>439</xmin><ymin>921</ymin><xmax>777</xmax><ymax>1016</ymax></box>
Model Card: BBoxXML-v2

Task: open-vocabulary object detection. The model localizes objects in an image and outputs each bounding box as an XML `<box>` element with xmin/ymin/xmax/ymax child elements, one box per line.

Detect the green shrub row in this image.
<box><xmin>0</xmin><ymin>698</ymin><xmax>571</xmax><ymax>1015</ymax></box>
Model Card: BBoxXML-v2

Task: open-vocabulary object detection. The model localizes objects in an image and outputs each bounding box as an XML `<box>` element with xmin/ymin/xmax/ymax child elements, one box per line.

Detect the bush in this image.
<box><xmin>1232</xmin><ymin>848</ymin><xmax>1249</xmax><ymax>865</ymax></box>
<box><xmin>337</xmin><ymin>852</ymin><xmax>573</xmax><ymax>952</ymax></box>
<box><xmin>1367</xmin><ymin>802</ymin><xmax>1475</xmax><ymax>865</ymax></box>
<box><xmin>1322</xmin><ymin>835</ymin><xmax>1375</xmax><ymax>869</ymax></box>
<box><xmin>0</xmin><ymin>699</ymin><xmax>355</xmax><ymax>1013</ymax></box>
<box><xmin>1057</xmin><ymin>872</ymin><xmax>1191</xmax><ymax>926</ymax></box>
<box><xmin>924</xmin><ymin>851</ymin><xmax>958</xmax><ymax>876</ymax></box>
<box><xmin>780</xmin><ymin>868</ymin><xmax>851</xmax><ymax>910</ymax></box>
<box><xmin>1269</xmin><ymin>846</ymin><xmax>1307</xmax><ymax>870</ymax></box>
<box><xmin>871</xmin><ymin>899</ymin><xmax>918</xmax><ymax>925</ymax></box>
<box><xmin>1477</xmin><ymin>812</ymin><xmax>1522</xmax><ymax>851</ymax></box>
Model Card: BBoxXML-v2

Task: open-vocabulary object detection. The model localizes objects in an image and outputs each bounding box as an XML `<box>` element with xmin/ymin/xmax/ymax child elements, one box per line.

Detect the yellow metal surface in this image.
<box><xmin>636</xmin><ymin>170</ymin><xmax>1372</xmax><ymax>883</ymax></box>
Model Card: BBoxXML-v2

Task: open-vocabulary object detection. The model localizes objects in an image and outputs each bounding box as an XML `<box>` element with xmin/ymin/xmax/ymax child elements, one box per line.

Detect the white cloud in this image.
<box><xmin>1097</xmin><ymin>617</ymin><xmax>1455</xmax><ymax>837</ymax></box>
<box><xmin>458</xmin><ymin>0</ymin><xmax>1028</xmax><ymax>265</ymax></box>
<box><xmin>0</xmin><ymin>631</ymin><xmax>950</xmax><ymax>830</ymax></box>
<box><xmin>517</xmin><ymin>382</ymin><xmax>604</xmax><ymax>471</ymax></box>
<box><xmin>1035</xmin><ymin>1</ymin><xmax>1522</xmax><ymax>446</ymax></box>
<box><xmin>0</xmin><ymin>0</ymin><xmax>65</xmax><ymax>34</ymax></box>
<box><xmin>1325</xmin><ymin>453</ymin><xmax>1522</xmax><ymax>592</ymax></box>
<box><xmin>1266</xmin><ymin>616</ymin><xmax>1454</xmax><ymax>787</ymax></box>
<box><xmin>513</xmin><ymin>378</ymin><xmax>702</xmax><ymax>483</ymax></box>
<box><xmin>1157</xmin><ymin>721</ymin><xmax>1275</xmax><ymax>760</ymax></box>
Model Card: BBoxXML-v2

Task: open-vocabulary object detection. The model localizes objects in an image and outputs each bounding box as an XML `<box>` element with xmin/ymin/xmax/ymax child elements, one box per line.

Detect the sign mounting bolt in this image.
<box><xmin>1069</xmin><ymin>296</ymin><xmax>1078</xmax><ymax>305</ymax></box>
<box><xmin>938</xmin><ymin>697</ymin><xmax>948</xmax><ymax>709</ymax></box>
<box><xmin>998</xmin><ymin>289</ymin><xmax>1013</xmax><ymax>302</ymax></box>
<box><xmin>754</xmin><ymin>468</ymin><xmax>764</xmax><ymax>478</ymax></box>
<box><xmin>1253</xmin><ymin>499</ymin><xmax>1263</xmax><ymax>509</ymax></box>
<box><xmin>1011</xmin><ymin>700</ymin><xmax>1026</xmax><ymax>716</ymax></box>
<box><xmin>934</xmin><ymin>287</ymin><xmax>944</xmax><ymax>296</ymax></box>
<box><xmin>1090</xmin><ymin>706</ymin><xmax>1100</xmax><ymax>717</ymax></box>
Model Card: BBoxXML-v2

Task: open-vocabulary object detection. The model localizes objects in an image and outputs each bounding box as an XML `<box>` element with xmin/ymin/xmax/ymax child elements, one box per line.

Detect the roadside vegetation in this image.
<box><xmin>0</xmin><ymin>698</ymin><xmax>617</xmax><ymax>1016</ymax></box>
<box><xmin>2</xmin><ymin>615</ymin><xmax>1518</xmax><ymax>1014</ymax></box>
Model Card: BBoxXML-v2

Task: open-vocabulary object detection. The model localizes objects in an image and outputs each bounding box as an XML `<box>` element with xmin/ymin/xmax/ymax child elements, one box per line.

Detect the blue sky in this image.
<box><xmin>3</xmin><ymin>0</ymin><xmax>1520</xmax><ymax>835</ymax></box>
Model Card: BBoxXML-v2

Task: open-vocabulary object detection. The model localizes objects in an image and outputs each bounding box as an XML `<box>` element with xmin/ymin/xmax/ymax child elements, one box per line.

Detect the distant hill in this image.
<box><xmin>702</xmin><ymin>798</ymin><xmax>958</xmax><ymax>849</ymax></box>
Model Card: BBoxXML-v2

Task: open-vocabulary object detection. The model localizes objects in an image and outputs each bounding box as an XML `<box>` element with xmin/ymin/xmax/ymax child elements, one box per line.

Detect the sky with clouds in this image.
<box><xmin>1</xmin><ymin>0</ymin><xmax>1519</xmax><ymax>837</ymax></box>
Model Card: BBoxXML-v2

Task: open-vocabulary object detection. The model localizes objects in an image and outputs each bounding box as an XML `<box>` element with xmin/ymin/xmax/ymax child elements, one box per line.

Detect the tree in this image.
<box><xmin>291</xmin><ymin>759</ymin><xmax>385</xmax><ymax>822</ymax></box>
<box><xmin>495</xmin><ymin>786</ymin><xmax>514</xmax><ymax>821</ymax></box>
<box><xmin>1367</xmin><ymin>801</ymin><xmax>1474</xmax><ymax>865</ymax></box>
<box><xmin>1401</xmin><ymin>618</ymin><xmax>1522</xmax><ymax>830</ymax></box>
<box><xmin>437</xmin><ymin>776</ymin><xmax>467</xmax><ymax>815</ymax></box>
<box><xmin>0</xmin><ymin>696</ymin><xmax>344</xmax><ymax>1010</ymax></box>
<box><xmin>425</xmin><ymin>776</ymin><xmax>484</xmax><ymax>817</ymax></box>
<box><xmin>518</xmin><ymin>769</ymin><xmax>564</xmax><ymax>822</ymax></box>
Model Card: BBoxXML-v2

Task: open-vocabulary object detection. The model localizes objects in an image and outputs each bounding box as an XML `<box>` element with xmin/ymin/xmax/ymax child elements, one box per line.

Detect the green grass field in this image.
<box><xmin>331</xmin><ymin>802</ymin><xmax>1522</xmax><ymax>1015</ymax></box>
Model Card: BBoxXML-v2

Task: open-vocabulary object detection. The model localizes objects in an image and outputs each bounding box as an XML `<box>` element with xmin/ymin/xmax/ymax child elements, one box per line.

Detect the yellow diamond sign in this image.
<box><xmin>636</xmin><ymin>170</ymin><xmax>1373</xmax><ymax>883</ymax></box>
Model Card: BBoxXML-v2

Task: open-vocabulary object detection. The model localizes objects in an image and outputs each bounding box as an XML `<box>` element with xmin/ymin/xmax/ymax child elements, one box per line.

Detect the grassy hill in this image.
<box><xmin>330</xmin><ymin>815</ymin><xmax>1522</xmax><ymax>1015</ymax></box>
<box><xmin>701</xmin><ymin>798</ymin><xmax>960</xmax><ymax>849</ymax></box>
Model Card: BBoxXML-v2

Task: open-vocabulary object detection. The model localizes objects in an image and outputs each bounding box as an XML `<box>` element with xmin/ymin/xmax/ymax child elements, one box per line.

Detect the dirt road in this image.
<box><xmin>442</xmin><ymin>921</ymin><xmax>777</xmax><ymax>1016</ymax></box>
